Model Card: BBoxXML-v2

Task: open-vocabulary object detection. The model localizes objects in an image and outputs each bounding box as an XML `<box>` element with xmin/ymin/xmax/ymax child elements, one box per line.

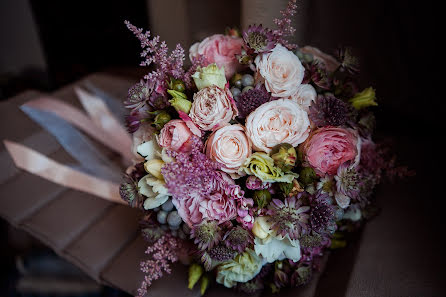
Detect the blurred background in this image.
<box><xmin>0</xmin><ymin>0</ymin><xmax>442</xmax><ymax>296</ymax></box>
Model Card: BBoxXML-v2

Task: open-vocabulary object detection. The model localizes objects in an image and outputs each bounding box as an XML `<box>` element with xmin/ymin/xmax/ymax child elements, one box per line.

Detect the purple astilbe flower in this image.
<box><xmin>302</xmin><ymin>61</ymin><xmax>332</xmax><ymax>90</ymax></box>
<box><xmin>190</xmin><ymin>220</ymin><xmax>222</xmax><ymax>251</ymax></box>
<box><xmin>223</xmin><ymin>226</ymin><xmax>254</xmax><ymax>253</ymax></box>
<box><xmin>235</xmin><ymin>84</ymin><xmax>272</xmax><ymax>119</ymax></box>
<box><xmin>267</xmin><ymin>196</ymin><xmax>310</xmax><ymax>240</ymax></box>
<box><xmin>309</xmin><ymin>191</ymin><xmax>337</xmax><ymax>235</ymax></box>
<box><xmin>243</xmin><ymin>25</ymin><xmax>276</xmax><ymax>53</ymax></box>
<box><xmin>125</xmin><ymin>21</ymin><xmax>185</xmax><ymax>92</ymax></box>
<box><xmin>335</xmin><ymin>162</ymin><xmax>361</xmax><ymax>199</ymax></box>
<box><xmin>272</xmin><ymin>0</ymin><xmax>298</xmax><ymax>49</ymax></box>
<box><xmin>246</xmin><ymin>175</ymin><xmax>271</xmax><ymax>190</ymax></box>
<box><xmin>137</xmin><ymin>235</ymin><xmax>181</xmax><ymax>297</ymax></box>
<box><xmin>309</xmin><ymin>94</ymin><xmax>353</xmax><ymax>127</ymax></box>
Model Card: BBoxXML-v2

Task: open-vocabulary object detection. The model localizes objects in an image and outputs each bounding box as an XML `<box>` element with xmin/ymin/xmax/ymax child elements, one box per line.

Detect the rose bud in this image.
<box><xmin>270</xmin><ymin>143</ymin><xmax>297</xmax><ymax>172</ymax></box>
<box><xmin>152</xmin><ymin>111</ymin><xmax>171</xmax><ymax>130</ymax></box>
<box><xmin>167</xmin><ymin>90</ymin><xmax>192</xmax><ymax>114</ymax></box>
<box><xmin>253</xmin><ymin>189</ymin><xmax>272</xmax><ymax>209</ymax></box>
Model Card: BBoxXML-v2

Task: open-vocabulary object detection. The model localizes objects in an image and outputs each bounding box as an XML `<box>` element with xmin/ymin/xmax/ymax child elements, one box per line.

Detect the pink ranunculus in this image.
<box><xmin>199</xmin><ymin>190</ymin><xmax>237</xmax><ymax>224</ymax></box>
<box><xmin>245</xmin><ymin>99</ymin><xmax>310</xmax><ymax>153</ymax></box>
<box><xmin>189</xmin><ymin>34</ymin><xmax>244</xmax><ymax>79</ymax></box>
<box><xmin>255</xmin><ymin>44</ymin><xmax>305</xmax><ymax>98</ymax></box>
<box><xmin>189</xmin><ymin>85</ymin><xmax>238</xmax><ymax>131</ymax></box>
<box><xmin>157</xmin><ymin>119</ymin><xmax>200</xmax><ymax>152</ymax></box>
<box><xmin>205</xmin><ymin>124</ymin><xmax>252</xmax><ymax>174</ymax></box>
<box><xmin>172</xmin><ymin>196</ymin><xmax>204</xmax><ymax>227</ymax></box>
<box><xmin>302</xmin><ymin>127</ymin><xmax>359</xmax><ymax>176</ymax></box>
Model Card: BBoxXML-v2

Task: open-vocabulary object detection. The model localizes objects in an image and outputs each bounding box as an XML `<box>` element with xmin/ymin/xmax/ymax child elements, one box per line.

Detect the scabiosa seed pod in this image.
<box><xmin>299</xmin><ymin>232</ymin><xmax>324</xmax><ymax>248</ymax></box>
<box><xmin>190</xmin><ymin>221</ymin><xmax>222</xmax><ymax>251</ymax></box>
<box><xmin>223</xmin><ymin>226</ymin><xmax>254</xmax><ymax>253</ymax></box>
<box><xmin>309</xmin><ymin>94</ymin><xmax>353</xmax><ymax>127</ymax></box>
<box><xmin>235</xmin><ymin>84</ymin><xmax>271</xmax><ymax>119</ymax></box>
<box><xmin>310</xmin><ymin>191</ymin><xmax>337</xmax><ymax>235</ymax></box>
<box><xmin>209</xmin><ymin>245</ymin><xmax>236</xmax><ymax>262</ymax></box>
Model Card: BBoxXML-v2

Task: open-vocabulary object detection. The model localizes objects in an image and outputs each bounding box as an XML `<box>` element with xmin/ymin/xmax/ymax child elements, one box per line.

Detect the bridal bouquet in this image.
<box><xmin>120</xmin><ymin>1</ymin><xmax>410</xmax><ymax>295</ymax></box>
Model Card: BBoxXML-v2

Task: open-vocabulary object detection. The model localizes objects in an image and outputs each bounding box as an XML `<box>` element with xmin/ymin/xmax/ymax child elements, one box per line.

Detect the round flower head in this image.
<box><xmin>189</xmin><ymin>85</ymin><xmax>238</xmax><ymax>131</ymax></box>
<box><xmin>335</xmin><ymin>162</ymin><xmax>361</xmax><ymax>199</ymax></box>
<box><xmin>223</xmin><ymin>226</ymin><xmax>254</xmax><ymax>253</ymax></box>
<box><xmin>235</xmin><ymin>84</ymin><xmax>271</xmax><ymax>119</ymax></box>
<box><xmin>309</xmin><ymin>191</ymin><xmax>337</xmax><ymax>234</ymax></box>
<box><xmin>190</xmin><ymin>221</ymin><xmax>222</xmax><ymax>251</ymax></box>
<box><xmin>245</xmin><ymin>99</ymin><xmax>310</xmax><ymax>153</ymax></box>
<box><xmin>255</xmin><ymin>44</ymin><xmax>305</xmax><ymax>98</ymax></box>
<box><xmin>267</xmin><ymin>196</ymin><xmax>310</xmax><ymax>240</ymax></box>
<box><xmin>309</xmin><ymin>94</ymin><xmax>353</xmax><ymax>127</ymax></box>
<box><xmin>216</xmin><ymin>249</ymin><xmax>263</xmax><ymax>288</ymax></box>
<box><xmin>209</xmin><ymin>245</ymin><xmax>236</xmax><ymax>262</ymax></box>
<box><xmin>243</xmin><ymin>25</ymin><xmax>275</xmax><ymax>53</ymax></box>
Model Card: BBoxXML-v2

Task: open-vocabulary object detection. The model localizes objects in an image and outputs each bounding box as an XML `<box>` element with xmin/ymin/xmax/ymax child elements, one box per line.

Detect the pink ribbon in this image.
<box><xmin>3</xmin><ymin>140</ymin><xmax>125</xmax><ymax>205</ymax></box>
<box><xmin>4</xmin><ymin>89</ymin><xmax>134</xmax><ymax>205</ymax></box>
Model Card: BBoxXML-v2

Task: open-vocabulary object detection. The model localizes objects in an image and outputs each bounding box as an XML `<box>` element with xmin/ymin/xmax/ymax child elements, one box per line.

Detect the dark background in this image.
<box><xmin>1</xmin><ymin>0</ymin><xmax>443</xmax><ymax>296</ymax></box>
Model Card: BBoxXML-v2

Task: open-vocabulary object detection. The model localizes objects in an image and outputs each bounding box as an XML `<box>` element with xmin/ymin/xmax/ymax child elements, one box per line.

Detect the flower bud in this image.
<box><xmin>188</xmin><ymin>263</ymin><xmax>204</xmax><ymax>289</ymax></box>
<box><xmin>253</xmin><ymin>189</ymin><xmax>271</xmax><ymax>209</ymax></box>
<box><xmin>192</xmin><ymin>63</ymin><xmax>227</xmax><ymax>90</ymax></box>
<box><xmin>270</xmin><ymin>143</ymin><xmax>297</xmax><ymax>172</ymax></box>
<box><xmin>152</xmin><ymin>111</ymin><xmax>171</xmax><ymax>130</ymax></box>
<box><xmin>252</xmin><ymin>216</ymin><xmax>271</xmax><ymax>239</ymax></box>
<box><xmin>144</xmin><ymin>159</ymin><xmax>165</xmax><ymax>180</ymax></box>
<box><xmin>349</xmin><ymin>87</ymin><xmax>377</xmax><ymax>109</ymax></box>
<box><xmin>168</xmin><ymin>90</ymin><xmax>192</xmax><ymax>114</ymax></box>
<box><xmin>299</xmin><ymin>167</ymin><xmax>317</xmax><ymax>185</ymax></box>
<box><xmin>200</xmin><ymin>275</ymin><xmax>210</xmax><ymax>295</ymax></box>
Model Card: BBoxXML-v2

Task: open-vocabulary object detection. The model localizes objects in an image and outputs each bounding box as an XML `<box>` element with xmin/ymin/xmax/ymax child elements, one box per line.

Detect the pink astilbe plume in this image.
<box><xmin>125</xmin><ymin>21</ymin><xmax>185</xmax><ymax>91</ymax></box>
<box><xmin>273</xmin><ymin>0</ymin><xmax>298</xmax><ymax>49</ymax></box>
<box><xmin>137</xmin><ymin>234</ymin><xmax>181</xmax><ymax>297</ymax></box>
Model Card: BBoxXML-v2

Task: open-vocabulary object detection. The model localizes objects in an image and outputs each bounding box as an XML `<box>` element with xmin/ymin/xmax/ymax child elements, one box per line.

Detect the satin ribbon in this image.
<box><xmin>3</xmin><ymin>140</ymin><xmax>125</xmax><ymax>205</ymax></box>
<box><xmin>3</xmin><ymin>88</ymin><xmax>133</xmax><ymax>205</ymax></box>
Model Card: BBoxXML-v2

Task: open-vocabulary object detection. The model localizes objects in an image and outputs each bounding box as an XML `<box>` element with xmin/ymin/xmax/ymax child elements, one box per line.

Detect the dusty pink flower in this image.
<box><xmin>255</xmin><ymin>44</ymin><xmax>305</xmax><ymax>98</ymax></box>
<box><xmin>302</xmin><ymin>127</ymin><xmax>358</xmax><ymax>176</ymax></box>
<box><xmin>199</xmin><ymin>190</ymin><xmax>237</xmax><ymax>224</ymax></box>
<box><xmin>172</xmin><ymin>195</ymin><xmax>204</xmax><ymax>227</ymax></box>
<box><xmin>189</xmin><ymin>34</ymin><xmax>244</xmax><ymax>79</ymax></box>
<box><xmin>287</xmin><ymin>84</ymin><xmax>317</xmax><ymax>112</ymax></box>
<box><xmin>245</xmin><ymin>99</ymin><xmax>310</xmax><ymax>153</ymax></box>
<box><xmin>157</xmin><ymin>119</ymin><xmax>200</xmax><ymax>152</ymax></box>
<box><xmin>189</xmin><ymin>85</ymin><xmax>238</xmax><ymax>131</ymax></box>
<box><xmin>300</xmin><ymin>46</ymin><xmax>340</xmax><ymax>73</ymax></box>
<box><xmin>205</xmin><ymin>124</ymin><xmax>252</xmax><ymax>174</ymax></box>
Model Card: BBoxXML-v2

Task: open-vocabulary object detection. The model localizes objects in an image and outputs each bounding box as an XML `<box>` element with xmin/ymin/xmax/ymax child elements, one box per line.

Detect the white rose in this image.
<box><xmin>255</xmin><ymin>44</ymin><xmax>305</xmax><ymax>98</ymax></box>
<box><xmin>289</xmin><ymin>84</ymin><xmax>317</xmax><ymax>112</ymax></box>
<box><xmin>245</xmin><ymin>99</ymin><xmax>310</xmax><ymax>153</ymax></box>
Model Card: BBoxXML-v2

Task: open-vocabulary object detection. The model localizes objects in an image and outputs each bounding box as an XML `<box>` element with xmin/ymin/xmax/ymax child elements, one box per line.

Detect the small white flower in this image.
<box><xmin>138</xmin><ymin>175</ymin><xmax>169</xmax><ymax>210</ymax></box>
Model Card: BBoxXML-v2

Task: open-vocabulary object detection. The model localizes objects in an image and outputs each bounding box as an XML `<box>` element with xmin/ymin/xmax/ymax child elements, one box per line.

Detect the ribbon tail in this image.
<box><xmin>3</xmin><ymin>140</ymin><xmax>126</xmax><ymax>205</ymax></box>
<box><xmin>74</xmin><ymin>87</ymin><xmax>133</xmax><ymax>163</ymax></box>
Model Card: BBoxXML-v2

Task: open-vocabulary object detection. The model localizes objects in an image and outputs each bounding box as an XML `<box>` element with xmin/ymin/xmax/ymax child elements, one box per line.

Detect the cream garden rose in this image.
<box><xmin>189</xmin><ymin>85</ymin><xmax>238</xmax><ymax>131</ymax></box>
<box><xmin>205</xmin><ymin>124</ymin><xmax>252</xmax><ymax>174</ymax></box>
<box><xmin>255</xmin><ymin>43</ymin><xmax>305</xmax><ymax>98</ymax></box>
<box><xmin>245</xmin><ymin>99</ymin><xmax>310</xmax><ymax>153</ymax></box>
<box><xmin>289</xmin><ymin>84</ymin><xmax>317</xmax><ymax>112</ymax></box>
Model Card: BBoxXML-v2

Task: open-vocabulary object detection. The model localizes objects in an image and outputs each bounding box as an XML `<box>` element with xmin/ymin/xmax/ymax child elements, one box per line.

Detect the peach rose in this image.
<box><xmin>205</xmin><ymin>124</ymin><xmax>252</xmax><ymax>174</ymax></box>
<box><xmin>189</xmin><ymin>85</ymin><xmax>238</xmax><ymax>131</ymax></box>
<box><xmin>302</xmin><ymin>127</ymin><xmax>358</xmax><ymax>176</ymax></box>
<box><xmin>255</xmin><ymin>44</ymin><xmax>305</xmax><ymax>98</ymax></box>
<box><xmin>288</xmin><ymin>84</ymin><xmax>316</xmax><ymax>112</ymax></box>
<box><xmin>189</xmin><ymin>34</ymin><xmax>244</xmax><ymax>79</ymax></box>
<box><xmin>245</xmin><ymin>99</ymin><xmax>310</xmax><ymax>153</ymax></box>
<box><xmin>157</xmin><ymin>119</ymin><xmax>201</xmax><ymax>152</ymax></box>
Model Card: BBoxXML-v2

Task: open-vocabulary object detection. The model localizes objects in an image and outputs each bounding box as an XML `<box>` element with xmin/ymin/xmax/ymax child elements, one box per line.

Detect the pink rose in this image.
<box><xmin>189</xmin><ymin>34</ymin><xmax>244</xmax><ymax>79</ymax></box>
<box><xmin>189</xmin><ymin>85</ymin><xmax>238</xmax><ymax>131</ymax></box>
<box><xmin>255</xmin><ymin>44</ymin><xmax>305</xmax><ymax>98</ymax></box>
<box><xmin>199</xmin><ymin>190</ymin><xmax>237</xmax><ymax>224</ymax></box>
<box><xmin>299</xmin><ymin>46</ymin><xmax>340</xmax><ymax>73</ymax></box>
<box><xmin>205</xmin><ymin>124</ymin><xmax>252</xmax><ymax>174</ymax></box>
<box><xmin>245</xmin><ymin>99</ymin><xmax>310</xmax><ymax>153</ymax></box>
<box><xmin>157</xmin><ymin>119</ymin><xmax>200</xmax><ymax>152</ymax></box>
<box><xmin>172</xmin><ymin>196</ymin><xmax>204</xmax><ymax>227</ymax></box>
<box><xmin>302</xmin><ymin>127</ymin><xmax>358</xmax><ymax>176</ymax></box>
